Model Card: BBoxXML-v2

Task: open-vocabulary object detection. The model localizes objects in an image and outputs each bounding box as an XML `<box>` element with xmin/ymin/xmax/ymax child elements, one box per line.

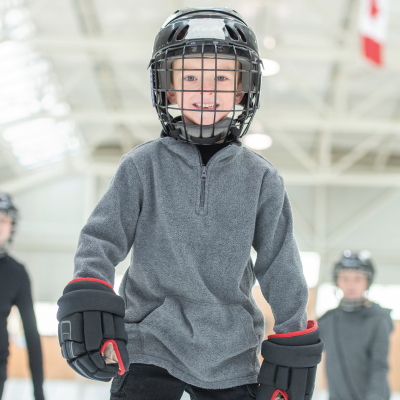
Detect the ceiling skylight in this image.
<box><xmin>0</xmin><ymin>0</ymin><xmax>35</xmax><ymax>41</ymax></box>
<box><xmin>0</xmin><ymin>41</ymin><xmax>69</xmax><ymax>125</ymax></box>
<box><xmin>0</xmin><ymin>0</ymin><xmax>79</xmax><ymax>169</ymax></box>
<box><xmin>3</xmin><ymin>118</ymin><xmax>80</xmax><ymax>169</ymax></box>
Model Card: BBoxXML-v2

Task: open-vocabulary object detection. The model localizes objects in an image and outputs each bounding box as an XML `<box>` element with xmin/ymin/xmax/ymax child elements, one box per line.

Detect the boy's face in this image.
<box><xmin>336</xmin><ymin>269</ymin><xmax>369</xmax><ymax>300</ymax></box>
<box><xmin>167</xmin><ymin>57</ymin><xmax>244</xmax><ymax>126</ymax></box>
<box><xmin>0</xmin><ymin>212</ymin><xmax>12</xmax><ymax>246</ymax></box>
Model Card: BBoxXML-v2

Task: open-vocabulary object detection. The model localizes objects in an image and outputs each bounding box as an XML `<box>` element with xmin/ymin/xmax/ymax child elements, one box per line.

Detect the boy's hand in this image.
<box><xmin>57</xmin><ymin>278</ymin><xmax>130</xmax><ymax>382</ymax></box>
<box><xmin>103</xmin><ymin>341</ymin><xmax>119</xmax><ymax>364</ymax></box>
<box><xmin>256</xmin><ymin>321</ymin><xmax>324</xmax><ymax>400</ymax></box>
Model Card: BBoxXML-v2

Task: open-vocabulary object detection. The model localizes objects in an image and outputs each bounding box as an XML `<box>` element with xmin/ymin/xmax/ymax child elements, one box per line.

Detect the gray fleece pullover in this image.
<box><xmin>74</xmin><ymin>135</ymin><xmax>308</xmax><ymax>389</ymax></box>
<box><xmin>318</xmin><ymin>302</ymin><xmax>393</xmax><ymax>400</ymax></box>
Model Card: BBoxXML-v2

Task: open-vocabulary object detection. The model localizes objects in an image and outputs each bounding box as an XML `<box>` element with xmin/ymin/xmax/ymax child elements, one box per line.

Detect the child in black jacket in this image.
<box><xmin>0</xmin><ymin>193</ymin><xmax>45</xmax><ymax>400</ymax></box>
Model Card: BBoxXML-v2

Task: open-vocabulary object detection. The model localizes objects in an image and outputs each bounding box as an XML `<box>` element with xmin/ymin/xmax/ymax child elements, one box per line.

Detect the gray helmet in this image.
<box><xmin>149</xmin><ymin>7</ymin><xmax>263</xmax><ymax>145</ymax></box>
<box><xmin>0</xmin><ymin>192</ymin><xmax>18</xmax><ymax>243</ymax></box>
<box><xmin>333</xmin><ymin>250</ymin><xmax>375</xmax><ymax>288</ymax></box>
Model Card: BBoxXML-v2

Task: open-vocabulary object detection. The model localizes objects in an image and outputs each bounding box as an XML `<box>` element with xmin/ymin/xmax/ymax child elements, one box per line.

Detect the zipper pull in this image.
<box><xmin>201</xmin><ymin>166</ymin><xmax>207</xmax><ymax>180</ymax></box>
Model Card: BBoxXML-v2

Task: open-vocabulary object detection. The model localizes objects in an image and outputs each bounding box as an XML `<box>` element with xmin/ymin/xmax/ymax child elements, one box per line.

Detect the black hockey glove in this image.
<box><xmin>256</xmin><ymin>320</ymin><xmax>324</xmax><ymax>400</ymax></box>
<box><xmin>57</xmin><ymin>278</ymin><xmax>130</xmax><ymax>382</ymax></box>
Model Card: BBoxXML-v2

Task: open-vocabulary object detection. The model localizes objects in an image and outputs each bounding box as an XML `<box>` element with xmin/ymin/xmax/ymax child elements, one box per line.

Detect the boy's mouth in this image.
<box><xmin>193</xmin><ymin>103</ymin><xmax>219</xmax><ymax>110</ymax></box>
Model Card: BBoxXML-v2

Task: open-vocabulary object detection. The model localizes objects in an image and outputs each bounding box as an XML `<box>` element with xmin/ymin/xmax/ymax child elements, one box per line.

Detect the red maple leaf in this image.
<box><xmin>370</xmin><ymin>0</ymin><xmax>379</xmax><ymax>18</ymax></box>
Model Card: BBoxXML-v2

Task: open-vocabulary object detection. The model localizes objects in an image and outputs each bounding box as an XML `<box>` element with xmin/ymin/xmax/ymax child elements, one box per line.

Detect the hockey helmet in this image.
<box><xmin>333</xmin><ymin>250</ymin><xmax>375</xmax><ymax>288</ymax></box>
<box><xmin>149</xmin><ymin>7</ymin><xmax>263</xmax><ymax>145</ymax></box>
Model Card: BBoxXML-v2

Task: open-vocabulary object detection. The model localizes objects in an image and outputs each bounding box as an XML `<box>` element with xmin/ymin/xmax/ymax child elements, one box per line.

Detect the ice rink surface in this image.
<box><xmin>2</xmin><ymin>379</ymin><xmax>400</xmax><ymax>400</ymax></box>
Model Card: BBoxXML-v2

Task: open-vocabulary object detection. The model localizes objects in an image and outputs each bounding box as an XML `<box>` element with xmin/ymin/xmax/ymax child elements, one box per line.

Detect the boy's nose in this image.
<box><xmin>200</xmin><ymin>79</ymin><xmax>215</xmax><ymax>93</ymax></box>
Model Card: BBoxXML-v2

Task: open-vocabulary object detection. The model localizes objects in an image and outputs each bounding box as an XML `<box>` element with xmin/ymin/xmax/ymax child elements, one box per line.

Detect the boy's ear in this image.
<box><xmin>167</xmin><ymin>84</ymin><xmax>177</xmax><ymax>104</ymax></box>
<box><xmin>235</xmin><ymin>83</ymin><xmax>245</xmax><ymax>104</ymax></box>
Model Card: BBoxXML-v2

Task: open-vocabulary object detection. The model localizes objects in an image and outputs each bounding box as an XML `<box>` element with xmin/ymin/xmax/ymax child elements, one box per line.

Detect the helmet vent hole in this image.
<box><xmin>168</xmin><ymin>26</ymin><xmax>179</xmax><ymax>43</ymax></box>
<box><xmin>225</xmin><ymin>25</ymin><xmax>238</xmax><ymax>41</ymax></box>
<box><xmin>177</xmin><ymin>25</ymin><xmax>189</xmax><ymax>40</ymax></box>
<box><xmin>236</xmin><ymin>27</ymin><xmax>246</xmax><ymax>42</ymax></box>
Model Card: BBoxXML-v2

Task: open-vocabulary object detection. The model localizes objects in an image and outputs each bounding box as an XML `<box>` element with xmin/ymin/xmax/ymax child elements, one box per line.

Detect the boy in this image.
<box><xmin>56</xmin><ymin>8</ymin><xmax>323</xmax><ymax>400</ymax></box>
<box><xmin>0</xmin><ymin>193</ymin><xmax>45</xmax><ymax>400</ymax></box>
<box><xmin>318</xmin><ymin>251</ymin><xmax>392</xmax><ymax>400</ymax></box>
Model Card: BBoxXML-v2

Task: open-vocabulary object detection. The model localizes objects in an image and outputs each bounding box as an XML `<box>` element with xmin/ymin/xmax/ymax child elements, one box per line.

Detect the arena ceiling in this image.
<box><xmin>1</xmin><ymin>0</ymin><xmax>400</xmax><ymax>184</ymax></box>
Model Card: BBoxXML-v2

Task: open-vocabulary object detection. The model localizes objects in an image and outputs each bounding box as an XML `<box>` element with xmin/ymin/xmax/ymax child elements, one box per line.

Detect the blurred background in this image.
<box><xmin>0</xmin><ymin>0</ymin><xmax>399</xmax><ymax>398</ymax></box>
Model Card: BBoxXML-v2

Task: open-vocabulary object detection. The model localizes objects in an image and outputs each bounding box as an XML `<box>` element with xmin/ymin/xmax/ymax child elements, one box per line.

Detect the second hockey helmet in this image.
<box><xmin>333</xmin><ymin>250</ymin><xmax>375</xmax><ymax>288</ymax></box>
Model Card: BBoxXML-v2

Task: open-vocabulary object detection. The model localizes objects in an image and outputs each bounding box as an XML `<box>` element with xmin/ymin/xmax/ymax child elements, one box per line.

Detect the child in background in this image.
<box><xmin>0</xmin><ymin>193</ymin><xmax>45</xmax><ymax>400</ymax></box>
<box><xmin>56</xmin><ymin>8</ymin><xmax>323</xmax><ymax>400</ymax></box>
<box><xmin>319</xmin><ymin>251</ymin><xmax>392</xmax><ymax>400</ymax></box>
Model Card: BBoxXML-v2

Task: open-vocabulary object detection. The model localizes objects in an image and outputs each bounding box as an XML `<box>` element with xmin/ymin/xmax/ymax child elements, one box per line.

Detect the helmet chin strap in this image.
<box><xmin>0</xmin><ymin>236</ymin><xmax>12</xmax><ymax>259</ymax></box>
<box><xmin>170</xmin><ymin>117</ymin><xmax>241</xmax><ymax>145</ymax></box>
<box><xmin>0</xmin><ymin>243</ymin><xmax>8</xmax><ymax>259</ymax></box>
<box><xmin>339</xmin><ymin>297</ymin><xmax>368</xmax><ymax>312</ymax></box>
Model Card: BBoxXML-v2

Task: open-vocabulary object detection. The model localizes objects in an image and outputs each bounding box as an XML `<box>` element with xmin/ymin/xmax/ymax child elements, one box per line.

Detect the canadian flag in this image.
<box><xmin>359</xmin><ymin>0</ymin><xmax>390</xmax><ymax>66</ymax></box>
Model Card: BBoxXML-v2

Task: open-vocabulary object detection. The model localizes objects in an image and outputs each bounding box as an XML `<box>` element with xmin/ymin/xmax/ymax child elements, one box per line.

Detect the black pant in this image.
<box><xmin>110</xmin><ymin>364</ymin><xmax>259</xmax><ymax>400</ymax></box>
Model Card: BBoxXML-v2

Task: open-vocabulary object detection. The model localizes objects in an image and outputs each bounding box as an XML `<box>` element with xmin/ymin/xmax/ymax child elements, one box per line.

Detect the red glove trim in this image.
<box><xmin>101</xmin><ymin>340</ymin><xmax>126</xmax><ymax>375</ymax></box>
<box><xmin>271</xmin><ymin>389</ymin><xmax>288</xmax><ymax>400</ymax></box>
<box><xmin>268</xmin><ymin>320</ymin><xmax>318</xmax><ymax>339</ymax></box>
<box><xmin>69</xmin><ymin>278</ymin><xmax>114</xmax><ymax>290</ymax></box>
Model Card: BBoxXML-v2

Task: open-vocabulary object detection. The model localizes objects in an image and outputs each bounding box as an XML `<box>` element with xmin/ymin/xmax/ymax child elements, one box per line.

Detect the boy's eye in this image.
<box><xmin>184</xmin><ymin>76</ymin><xmax>196</xmax><ymax>81</ymax></box>
<box><xmin>216</xmin><ymin>76</ymin><xmax>227</xmax><ymax>81</ymax></box>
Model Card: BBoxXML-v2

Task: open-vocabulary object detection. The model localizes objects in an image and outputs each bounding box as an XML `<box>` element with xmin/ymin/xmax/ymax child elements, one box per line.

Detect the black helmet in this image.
<box><xmin>0</xmin><ymin>192</ymin><xmax>18</xmax><ymax>242</ymax></box>
<box><xmin>149</xmin><ymin>7</ymin><xmax>263</xmax><ymax>145</ymax></box>
<box><xmin>333</xmin><ymin>250</ymin><xmax>375</xmax><ymax>288</ymax></box>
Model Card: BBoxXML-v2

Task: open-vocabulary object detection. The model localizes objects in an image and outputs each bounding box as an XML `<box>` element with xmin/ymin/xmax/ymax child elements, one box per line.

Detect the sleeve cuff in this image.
<box><xmin>69</xmin><ymin>277</ymin><xmax>114</xmax><ymax>290</ymax></box>
<box><xmin>268</xmin><ymin>320</ymin><xmax>318</xmax><ymax>339</ymax></box>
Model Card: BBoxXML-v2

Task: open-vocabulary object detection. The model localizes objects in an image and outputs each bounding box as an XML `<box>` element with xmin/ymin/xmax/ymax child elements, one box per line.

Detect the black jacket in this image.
<box><xmin>0</xmin><ymin>254</ymin><xmax>44</xmax><ymax>400</ymax></box>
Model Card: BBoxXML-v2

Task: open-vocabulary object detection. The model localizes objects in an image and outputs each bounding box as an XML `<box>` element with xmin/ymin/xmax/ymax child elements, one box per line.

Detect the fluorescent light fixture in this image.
<box><xmin>300</xmin><ymin>252</ymin><xmax>320</xmax><ymax>288</ymax></box>
<box><xmin>243</xmin><ymin>133</ymin><xmax>272</xmax><ymax>150</ymax></box>
<box><xmin>263</xmin><ymin>36</ymin><xmax>276</xmax><ymax>49</ymax></box>
<box><xmin>261</xmin><ymin>59</ymin><xmax>280</xmax><ymax>76</ymax></box>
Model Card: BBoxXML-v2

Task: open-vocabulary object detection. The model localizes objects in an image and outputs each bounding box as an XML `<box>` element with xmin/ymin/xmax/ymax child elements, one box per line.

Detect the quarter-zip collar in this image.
<box><xmin>159</xmin><ymin>135</ymin><xmax>243</xmax><ymax>168</ymax></box>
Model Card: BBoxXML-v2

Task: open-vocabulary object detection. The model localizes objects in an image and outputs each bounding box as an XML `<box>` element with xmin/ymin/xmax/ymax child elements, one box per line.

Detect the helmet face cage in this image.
<box><xmin>149</xmin><ymin>9</ymin><xmax>262</xmax><ymax>145</ymax></box>
<box><xmin>333</xmin><ymin>250</ymin><xmax>375</xmax><ymax>288</ymax></box>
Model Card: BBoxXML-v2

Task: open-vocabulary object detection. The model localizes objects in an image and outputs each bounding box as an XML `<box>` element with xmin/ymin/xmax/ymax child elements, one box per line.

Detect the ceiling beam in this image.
<box><xmin>3</xmin><ymin>110</ymin><xmax>390</xmax><ymax>135</ymax></box>
<box><xmin>21</xmin><ymin>36</ymin><xmax>400</xmax><ymax>68</ymax></box>
<box><xmin>374</xmin><ymin>136</ymin><xmax>396</xmax><ymax>172</ymax></box>
<box><xmin>331</xmin><ymin>132</ymin><xmax>386</xmax><ymax>175</ymax></box>
<box><xmin>282</xmin><ymin>172</ymin><xmax>400</xmax><ymax>187</ymax></box>
<box><xmin>327</xmin><ymin>188</ymin><xmax>400</xmax><ymax>246</ymax></box>
<box><xmin>264</xmin><ymin>121</ymin><xmax>318</xmax><ymax>173</ymax></box>
<box><xmin>349</xmin><ymin>77</ymin><xmax>400</xmax><ymax>119</ymax></box>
